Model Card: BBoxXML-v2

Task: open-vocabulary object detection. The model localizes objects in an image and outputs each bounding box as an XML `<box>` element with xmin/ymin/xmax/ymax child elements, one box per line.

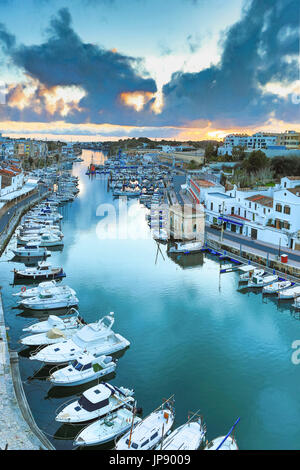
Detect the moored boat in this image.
<box><xmin>29</xmin><ymin>313</ymin><xmax>130</xmax><ymax>363</ymax></box>
<box><xmin>49</xmin><ymin>353</ymin><xmax>117</xmax><ymax>387</ymax></box>
<box><xmin>157</xmin><ymin>412</ymin><xmax>206</xmax><ymax>450</ymax></box>
<box><xmin>55</xmin><ymin>382</ymin><xmax>135</xmax><ymax>423</ymax></box>
<box><xmin>278</xmin><ymin>285</ymin><xmax>300</xmax><ymax>300</ymax></box>
<box><xmin>18</xmin><ymin>289</ymin><xmax>79</xmax><ymax>310</ymax></box>
<box><xmin>247</xmin><ymin>274</ymin><xmax>278</xmax><ymax>288</ymax></box>
<box><xmin>74</xmin><ymin>408</ymin><xmax>142</xmax><ymax>447</ymax></box>
<box><xmin>168</xmin><ymin>241</ymin><xmax>203</xmax><ymax>254</ymax></box>
<box><xmin>13</xmin><ymin>261</ymin><xmax>66</xmax><ymax>281</ymax></box>
<box><xmin>115</xmin><ymin>397</ymin><xmax>175</xmax><ymax>450</ymax></box>
<box><xmin>262</xmin><ymin>280</ymin><xmax>292</xmax><ymax>294</ymax></box>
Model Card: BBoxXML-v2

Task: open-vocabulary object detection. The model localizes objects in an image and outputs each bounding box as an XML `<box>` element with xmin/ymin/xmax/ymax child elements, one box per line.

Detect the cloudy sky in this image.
<box><xmin>0</xmin><ymin>0</ymin><xmax>299</xmax><ymax>141</ymax></box>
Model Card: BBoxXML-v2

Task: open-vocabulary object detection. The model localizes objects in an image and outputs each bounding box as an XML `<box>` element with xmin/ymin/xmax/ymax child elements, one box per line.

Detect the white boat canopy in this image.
<box><xmin>238</xmin><ymin>264</ymin><xmax>256</xmax><ymax>273</ymax></box>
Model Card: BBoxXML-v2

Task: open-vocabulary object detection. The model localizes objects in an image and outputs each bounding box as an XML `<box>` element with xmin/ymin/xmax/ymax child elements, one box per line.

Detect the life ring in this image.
<box><xmin>21</xmin><ymin>286</ymin><xmax>26</xmax><ymax>292</ymax></box>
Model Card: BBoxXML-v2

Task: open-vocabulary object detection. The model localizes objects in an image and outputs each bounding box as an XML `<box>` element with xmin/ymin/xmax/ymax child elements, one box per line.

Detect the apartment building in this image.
<box><xmin>218</xmin><ymin>130</ymin><xmax>300</xmax><ymax>156</ymax></box>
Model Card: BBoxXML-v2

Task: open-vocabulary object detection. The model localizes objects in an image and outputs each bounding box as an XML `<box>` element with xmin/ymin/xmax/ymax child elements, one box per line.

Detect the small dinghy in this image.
<box><xmin>168</xmin><ymin>241</ymin><xmax>203</xmax><ymax>254</ymax></box>
<box><xmin>157</xmin><ymin>412</ymin><xmax>206</xmax><ymax>450</ymax></box>
<box><xmin>49</xmin><ymin>353</ymin><xmax>117</xmax><ymax>387</ymax></box>
<box><xmin>55</xmin><ymin>382</ymin><xmax>135</xmax><ymax>424</ymax></box>
<box><xmin>13</xmin><ymin>261</ymin><xmax>66</xmax><ymax>281</ymax></box>
<box><xmin>74</xmin><ymin>408</ymin><xmax>142</xmax><ymax>447</ymax></box>
<box><xmin>22</xmin><ymin>310</ymin><xmax>82</xmax><ymax>333</ymax></box>
<box><xmin>29</xmin><ymin>313</ymin><xmax>130</xmax><ymax>364</ymax></box>
<box><xmin>115</xmin><ymin>397</ymin><xmax>175</xmax><ymax>450</ymax></box>
<box><xmin>263</xmin><ymin>280</ymin><xmax>292</xmax><ymax>294</ymax></box>
<box><xmin>18</xmin><ymin>289</ymin><xmax>79</xmax><ymax>310</ymax></box>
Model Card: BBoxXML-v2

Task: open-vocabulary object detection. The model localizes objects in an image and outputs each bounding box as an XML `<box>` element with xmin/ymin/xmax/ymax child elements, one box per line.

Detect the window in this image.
<box><xmin>284</xmin><ymin>205</ymin><xmax>290</xmax><ymax>215</ymax></box>
<box><xmin>276</xmin><ymin>204</ymin><xmax>282</xmax><ymax>212</ymax></box>
<box><xmin>151</xmin><ymin>432</ymin><xmax>158</xmax><ymax>440</ymax></box>
<box><xmin>210</xmin><ymin>202</ymin><xmax>213</xmax><ymax>211</ymax></box>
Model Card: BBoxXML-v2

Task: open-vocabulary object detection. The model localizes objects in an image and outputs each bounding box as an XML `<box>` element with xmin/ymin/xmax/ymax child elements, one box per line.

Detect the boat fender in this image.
<box><xmin>21</xmin><ymin>286</ymin><xmax>26</xmax><ymax>292</ymax></box>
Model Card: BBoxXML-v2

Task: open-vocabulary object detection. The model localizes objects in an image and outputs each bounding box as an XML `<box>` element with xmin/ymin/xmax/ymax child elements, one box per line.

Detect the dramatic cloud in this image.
<box><xmin>161</xmin><ymin>0</ymin><xmax>299</xmax><ymax>127</ymax></box>
<box><xmin>0</xmin><ymin>8</ymin><xmax>157</xmax><ymax>125</ymax></box>
<box><xmin>0</xmin><ymin>0</ymin><xmax>299</xmax><ymax>133</ymax></box>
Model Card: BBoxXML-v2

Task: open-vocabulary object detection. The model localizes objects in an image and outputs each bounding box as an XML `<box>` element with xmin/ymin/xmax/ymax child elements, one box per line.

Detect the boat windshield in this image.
<box><xmin>71</xmin><ymin>360</ymin><xmax>84</xmax><ymax>371</ymax></box>
<box><xmin>126</xmin><ymin>439</ymin><xmax>139</xmax><ymax>449</ymax></box>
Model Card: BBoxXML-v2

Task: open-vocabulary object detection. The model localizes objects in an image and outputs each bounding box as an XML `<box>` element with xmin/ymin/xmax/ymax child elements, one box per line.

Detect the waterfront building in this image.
<box><xmin>186</xmin><ymin>174</ymin><xmax>224</xmax><ymax>204</ymax></box>
<box><xmin>203</xmin><ymin>177</ymin><xmax>300</xmax><ymax>250</ymax></box>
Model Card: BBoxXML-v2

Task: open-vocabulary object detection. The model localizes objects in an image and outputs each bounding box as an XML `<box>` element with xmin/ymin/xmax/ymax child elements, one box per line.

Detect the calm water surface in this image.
<box><xmin>1</xmin><ymin>150</ymin><xmax>300</xmax><ymax>450</ymax></box>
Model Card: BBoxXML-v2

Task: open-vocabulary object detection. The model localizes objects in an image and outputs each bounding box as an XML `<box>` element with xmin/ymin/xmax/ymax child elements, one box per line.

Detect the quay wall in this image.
<box><xmin>206</xmin><ymin>237</ymin><xmax>300</xmax><ymax>282</ymax></box>
<box><xmin>0</xmin><ymin>292</ymin><xmax>54</xmax><ymax>450</ymax></box>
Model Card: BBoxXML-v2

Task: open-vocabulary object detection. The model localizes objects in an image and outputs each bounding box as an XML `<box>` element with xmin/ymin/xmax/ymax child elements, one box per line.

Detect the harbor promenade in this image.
<box><xmin>0</xmin><ymin>292</ymin><xmax>54</xmax><ymax>450</ymax></box>
<box><xmin>206</xmin><ymin>226</ymin><xmax>300</xmax><ymax>269</ymax></box>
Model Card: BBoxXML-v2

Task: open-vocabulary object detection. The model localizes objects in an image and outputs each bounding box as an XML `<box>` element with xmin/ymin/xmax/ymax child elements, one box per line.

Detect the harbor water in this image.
<box><xmin>1</xmin><ymin>150</ymin><xmax>300</xmax><ymax>450</ymax></box>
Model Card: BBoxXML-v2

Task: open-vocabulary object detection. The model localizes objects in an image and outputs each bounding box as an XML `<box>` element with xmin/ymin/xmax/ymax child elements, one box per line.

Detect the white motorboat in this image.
<box><xmin>74</xmin><ymin>408</ymin><xmax>142</xmax><ymax>447</ymax></box>
<box><xmin>14</xmin><ymin>281</ymin><xmax>75</xmax><ymax>299</ymax></box>
<box><xmin>49</xmin><ymin>354</ymin><xmax>117</xmax><ymax>387</ymax></box>
<box><xmin>157</xmin><ymin>414</ymin><xmax>206</xmax><ymax>450</ymax></box>
<box><xmin>20</xmin><ymin>322</ymin><xmax>82</xmax><ymax>346</ymax></box>
<box><xmin>17</xmin><ymin>232</ymin><xmax>64</xmax><ymax>247</ymax></box>
<box><xmin>262</xmin><ymin>280</ymin><xmax>292</xmax><ymax>294</ymax></box>
<box><xmin>247</xmin><ymin>274</ymin><xmax>278</xmax><ymax>288</ymax></box>
<box><xmin>13</xmin><ymin>261</ymin><xmax>66</xmax><ymax>281</ymax></box>
<box><xmin>23</xmin><ymin>311</ymin><xmax>82</xmax><ymax>333</ymax></box>
<box><xmin>205</xmin><ymin>435</ymin><xmax>239</xmax><ymax>450</ymax></box>
<box><xmin>278</xmin><ymin>285</ymin><xmax>300</xmax><ymax>300</ymax></box>
<box><xmin>238</xmin><ymin>265</ymin><xmax>264</xmax><ymax>281</ymax></box>
<box><xmin>115</xmin><ymin>399</ymin><xmax>175</xmax><ymax>450</ymax></box>
<box><xmin>18</xmin><ymin>289</ymin><xmax>79</xmax><ymax>310</ymax></box>
<box><xmin>55</xmin><ymin>382</ymin><xmax>135</xmax><ymax>423</ymax></box>
<box><xmin>29</xmin><ymin>313</ymin><xmax>130</xmax><ymax>363</ymax></box>
<box><xmin>12</xmin><ymin>243</ymin><xmax>50</xmax><ymax>258</ymax></box>
<box><xmin>168</xmin><ymin>241</ymin><xmax>203</xmax><ymax>254</ymax></box>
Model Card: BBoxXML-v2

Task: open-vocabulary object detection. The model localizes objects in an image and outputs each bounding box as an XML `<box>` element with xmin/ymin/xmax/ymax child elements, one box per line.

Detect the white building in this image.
<box><xmin>204</xmin><ymin>176</ymin><xmax>300</xmax><ymax>250</ymax></box>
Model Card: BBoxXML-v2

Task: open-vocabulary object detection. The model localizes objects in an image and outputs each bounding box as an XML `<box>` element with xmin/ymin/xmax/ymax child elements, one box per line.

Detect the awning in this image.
<box><xmin>218</xmin><ymin>216</ymin><xmax>244</xmax><ymax>227</ymax></box>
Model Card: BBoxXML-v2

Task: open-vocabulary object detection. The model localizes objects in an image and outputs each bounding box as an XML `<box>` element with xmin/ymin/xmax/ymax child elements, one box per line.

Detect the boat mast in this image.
<box><xmin>127</xmin><ymin>401</ymin><xmax>137</xmax><ymax>449</ymax></box>
<box><xmin>215</xmin><ymin>417</ymin><xmax>240</xmax><ymax>450</ymax></box>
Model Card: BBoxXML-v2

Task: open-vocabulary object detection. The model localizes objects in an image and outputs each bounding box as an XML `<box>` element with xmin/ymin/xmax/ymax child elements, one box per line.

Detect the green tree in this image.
<box><xmin>242</xmin><ymin>150</ymin><xmax>269</xmax><ymax>173</ymax></box>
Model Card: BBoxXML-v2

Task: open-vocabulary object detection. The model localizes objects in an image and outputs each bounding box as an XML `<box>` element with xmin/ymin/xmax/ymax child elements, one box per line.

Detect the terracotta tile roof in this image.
<box><xmin>245</xmin><ymin>194</ymin><xmax>273</xmax><ymax>207</ymax></box>
<box><xmin>0</xmin><ymin>169</ymin><xmax>15</xmax><ymax>176</ymax></box>
<box><xmin>286</xmin><ymin>176</ymin><xmax>300</xmax><ymax>180</ymax></box>
<box><xmin>288</xmin><ymin>187</ymin><xmax>300</xmax><ymax>196</ymax></box>
<box><xmin>194</xmin><ymin>179</ymin><xmax>216</xmax><ymax>187</ymax></box>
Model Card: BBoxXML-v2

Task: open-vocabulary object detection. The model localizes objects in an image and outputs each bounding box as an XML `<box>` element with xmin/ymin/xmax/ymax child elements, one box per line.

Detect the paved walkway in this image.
<box><xmin>0</xmin><ymin>186</ymin><xmax>48</xmax><ymax>234</ymax></box>
<box><xmin>0</xmin><ymin>294</ymin><xmax>41</xmax><ymax>450</ymax></box>
<box><xmin>206</xmin><ymin>226</ymin><xmax>300</xmax><ymax>269</ymax></box>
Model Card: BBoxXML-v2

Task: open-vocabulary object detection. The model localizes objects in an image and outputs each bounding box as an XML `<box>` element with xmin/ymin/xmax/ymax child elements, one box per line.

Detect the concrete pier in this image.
<box><xmin>0</xmin><ymin>292</ymin><xmax>54</xmax><ymax>450</ymax></box>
